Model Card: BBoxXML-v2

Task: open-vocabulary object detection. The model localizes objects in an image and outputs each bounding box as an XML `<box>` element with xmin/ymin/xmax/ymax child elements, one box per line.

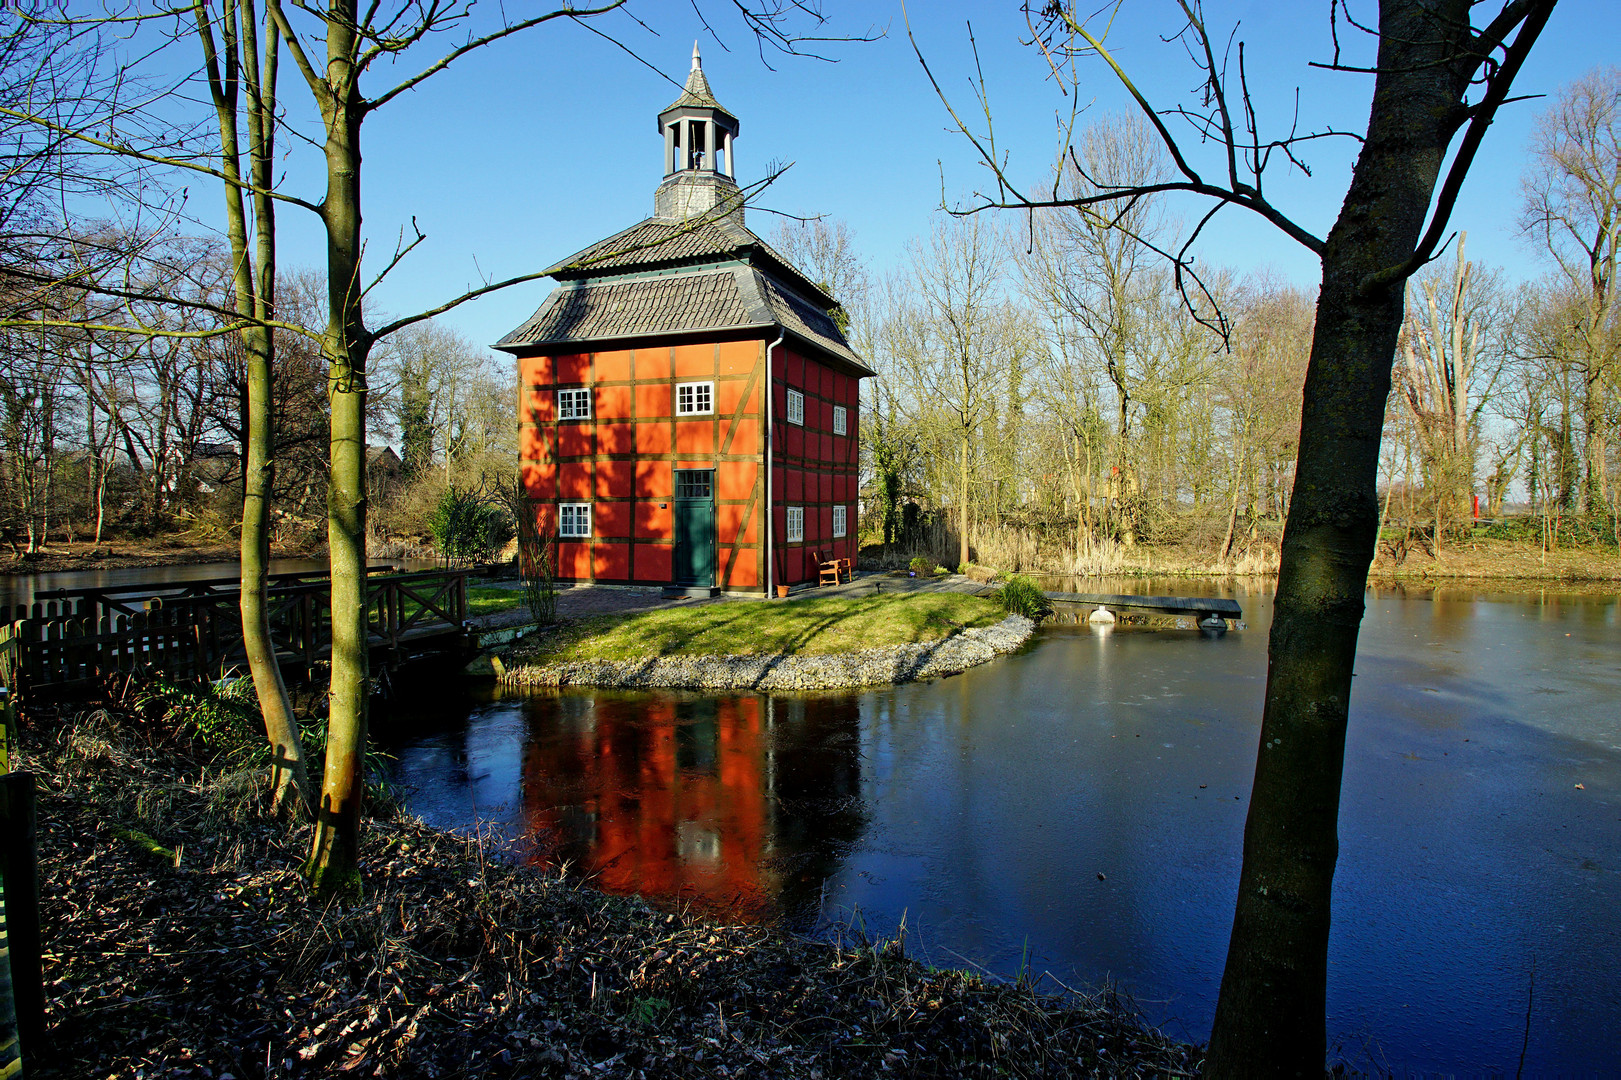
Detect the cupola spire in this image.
<box><xmin>655</xmin><ymin>45</ymin><xmax>743</xmax><ymax>223</ymax></box>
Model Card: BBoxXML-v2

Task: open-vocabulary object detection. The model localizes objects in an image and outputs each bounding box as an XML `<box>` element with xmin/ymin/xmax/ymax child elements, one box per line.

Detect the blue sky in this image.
<box><xmin>234</xmin><ymin>0</ymin><xmax>1620</xmax><ymax>354</ymax></box>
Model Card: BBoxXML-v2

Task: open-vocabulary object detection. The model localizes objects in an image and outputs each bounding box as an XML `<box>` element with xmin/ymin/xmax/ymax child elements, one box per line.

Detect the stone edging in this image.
<box><xmin>499</xmin><ymin>614</ymin><xmax>1037</xmax><ymax>692</ymax></box>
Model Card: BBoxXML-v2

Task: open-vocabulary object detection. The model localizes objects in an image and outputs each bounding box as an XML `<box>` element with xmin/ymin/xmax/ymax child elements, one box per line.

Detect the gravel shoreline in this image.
<box><xmin>500</xmin><ymin>614</ymin><xmax>1037</xmax><ymax>691</ymax></box>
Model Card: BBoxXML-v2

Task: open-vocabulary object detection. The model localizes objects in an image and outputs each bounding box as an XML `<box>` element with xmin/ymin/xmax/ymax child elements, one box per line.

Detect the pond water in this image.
<box><xmin>379</xmin><ymin>581</ymin><xmax>1621</xmax><ymax>1074</ymax></box>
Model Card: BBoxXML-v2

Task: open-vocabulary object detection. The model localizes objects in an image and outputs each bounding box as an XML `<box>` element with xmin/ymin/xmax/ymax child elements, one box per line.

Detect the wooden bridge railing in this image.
<box><xmin>3</xmin><ymin>568</ymin><xmax>468</xmax><ymax>695</ymax></box>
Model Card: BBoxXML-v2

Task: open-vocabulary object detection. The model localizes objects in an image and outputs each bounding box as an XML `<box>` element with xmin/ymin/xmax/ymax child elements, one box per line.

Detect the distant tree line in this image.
<box><xmin>784</xmin><ymin>68</ymin><xmax>1618</xmax><ymax>573</ymax></box>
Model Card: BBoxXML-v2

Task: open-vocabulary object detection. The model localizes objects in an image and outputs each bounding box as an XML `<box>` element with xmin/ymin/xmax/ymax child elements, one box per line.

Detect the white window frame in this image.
<box><xmin>557</xmin><ymin>387</ymin><xmax>591</xmax><ymax>421</ymax></box>
<box><xmin>559</xmin><ymin>503</ymin><xmax>592</xmax><ymax>538</ymax></box>
<box><xmin>786</xmin><ymin>388</ymin><xmax>804</xmax><ymax>426</ymax></box>
<box><xmin>676</xmin><ymin>381</ymin><xmax>714</xmax><ymax>415</ymax></box>
<box><xmin>785</xmin><ymin>506</ymin><xmax>804</xmax><ymax>543</ymax></box>
<box><xmin>833</xmin><ymin>405</ymin><xmax>847</xmax><ymax>436</ymax></box>
<box><xmin>832</xmin><ymin>505</ymin><xmax>847</xmax><ymax>538</ymax></box>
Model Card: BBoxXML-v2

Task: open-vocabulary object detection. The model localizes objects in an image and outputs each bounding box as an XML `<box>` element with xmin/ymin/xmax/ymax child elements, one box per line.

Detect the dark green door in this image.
<box><xmin>673</xmin><ymin>469</ymin><xmax>716</xmax><ymax>587</ymax></box>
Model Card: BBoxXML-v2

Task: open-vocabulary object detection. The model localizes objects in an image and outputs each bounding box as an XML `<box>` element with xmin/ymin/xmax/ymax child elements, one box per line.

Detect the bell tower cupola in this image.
<box><xmin>654</xmin><ymin>43</ymin><xmax>744</xmax><ymax>223</ymax></box>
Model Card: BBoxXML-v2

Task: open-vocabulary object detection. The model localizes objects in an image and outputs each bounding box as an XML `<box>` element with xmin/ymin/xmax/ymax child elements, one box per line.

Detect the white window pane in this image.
<box><xmin>833</xmin><ymin>406</ymin><xmax>847</xmax><ymax>436</ymax></box>
<box><xmin>677</xmin><ymin>382</ymin><xmax>714</xmax><ymax>415</ymax></box>
<box><xmin>560</xmin><ymin>503</ymin><xmax>591</xmax><ymax>538</ymax></box>
<box><xmin>558</xmin><ymin>388</ymin><xmax>590</xmax><ymax>420</ymax></box>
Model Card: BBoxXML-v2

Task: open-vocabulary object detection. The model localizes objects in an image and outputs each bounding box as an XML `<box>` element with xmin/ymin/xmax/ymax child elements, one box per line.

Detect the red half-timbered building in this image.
<box><xmin>496</xmin><ymin>47</ymin><xmax>871</xmax><ymax>594</ymax></box>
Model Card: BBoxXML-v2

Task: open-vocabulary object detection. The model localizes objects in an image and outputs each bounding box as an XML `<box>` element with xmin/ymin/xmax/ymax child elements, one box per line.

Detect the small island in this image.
<box><xmin>497</xmin><ymin>591</ymin><xmax>1037</xmax><ymax>691</ymax></box>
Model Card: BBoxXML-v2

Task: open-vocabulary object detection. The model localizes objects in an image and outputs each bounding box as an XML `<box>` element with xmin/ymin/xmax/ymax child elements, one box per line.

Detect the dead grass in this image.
<box><xmin>20</xmin><ymin>705</ymin><xmax>1198</xmax><ymax>1079</ymax></box>
<box><xmin>1369</xmin><ymin>536</ymin><xmax>1621</xmax><ymax>582</ymax></box>
<box><xmin>509</xmin><ymin>592</ymin><xmax>1003</xmax><ymax>667</ymax></box>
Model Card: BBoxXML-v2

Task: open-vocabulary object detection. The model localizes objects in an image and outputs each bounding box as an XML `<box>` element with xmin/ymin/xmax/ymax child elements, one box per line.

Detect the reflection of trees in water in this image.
<box><xmin>518</xmin><ymin>691</ymin><xmax>866</xmax><ymax>921</ymax></box>
<box><xmin>763</xmin><ymin>695</ymin><xmax>869</xmax><ymax>925</ymax></box>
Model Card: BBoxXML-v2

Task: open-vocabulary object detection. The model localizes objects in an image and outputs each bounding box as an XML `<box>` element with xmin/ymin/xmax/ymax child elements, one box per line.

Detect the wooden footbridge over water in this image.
<box><xmin>1042</xmin><ymin>591</ymin><xmax>1242</xmax><ymax>627</ymax></box>
<box><xmin>0</xmin><ymin>566</ymin><xmax>472</xmax><ymax>695</ymax></box>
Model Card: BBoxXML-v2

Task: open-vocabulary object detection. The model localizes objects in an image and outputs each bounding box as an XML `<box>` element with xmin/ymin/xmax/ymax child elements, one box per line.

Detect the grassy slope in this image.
<box><xmin>513</xmin><ymin>592</ymin><xmax>1002</xmax><ymax>665</ymax></box>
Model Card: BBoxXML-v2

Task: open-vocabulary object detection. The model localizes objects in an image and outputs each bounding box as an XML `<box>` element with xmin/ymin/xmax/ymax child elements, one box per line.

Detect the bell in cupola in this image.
<box><xmin>654</xmin><ymin>43</ymin><xmax>743</xmax><ymax>222</ymax></box>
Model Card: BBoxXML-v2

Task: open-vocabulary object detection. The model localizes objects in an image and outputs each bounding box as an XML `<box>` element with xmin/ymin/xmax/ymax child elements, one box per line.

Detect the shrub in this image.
<box><xmin>132</xmin><ymin>676</ymin><xmax>264</xmax><ymax>765</ymax></box>
<box><xmin>908</xmin><ymin>554</ymin><xmax>938</xmax><ymax>576</ymax></box>
<box><xmin>429</xmin><ymin>488</ymin><xmax>513</xmax><ymax>565</ymax></box>
<box><xmin>993</xmin><ymin>574</ymin><xmax>1050</xmax><ymax>619</ymax></box>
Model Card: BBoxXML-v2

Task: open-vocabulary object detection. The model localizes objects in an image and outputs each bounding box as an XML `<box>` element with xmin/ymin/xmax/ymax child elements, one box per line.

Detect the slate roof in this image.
<box><xmin>544</xmin><ymin>215</ymin><xmax>830</xmax><ymax>306</ymax></box>
<box><xmin>496</xmin><ymin>263</ymin><xmax>871</xmax><ymax>375</ymax></box>
<box><xmin>498</xmin><ymin>270</ymin><xmax>750</xmax><ymax>347</ymax></box>
<box><xmin>661</xmin><ymin>47</ymin><xmax>734</xmax><ymax>120</ymax></box>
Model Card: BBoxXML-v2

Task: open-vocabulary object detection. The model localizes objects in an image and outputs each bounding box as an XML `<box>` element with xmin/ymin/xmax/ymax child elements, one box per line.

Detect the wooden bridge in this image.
<box><xmin>1044</xmin><ymin>591</ymin><xmax>1243</xmax><ymax>626</ymax></box>
<box><xmin>2</xmin><ymin>566</ymin><xmax>471</xmax><ymax>694</ymax></box>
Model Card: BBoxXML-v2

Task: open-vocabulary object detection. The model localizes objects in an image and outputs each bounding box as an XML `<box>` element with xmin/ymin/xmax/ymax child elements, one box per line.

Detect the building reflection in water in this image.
<box><xmin>516</xmin><ymin>691</ymin><xmax>866</xmax><ymax>923</ymax></box>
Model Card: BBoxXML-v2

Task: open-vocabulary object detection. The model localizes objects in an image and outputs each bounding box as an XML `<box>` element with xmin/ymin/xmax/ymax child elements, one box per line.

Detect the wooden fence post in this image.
<box><xmin>0</xmin><ymin>773</ymin><xmax>43</xmax><ymax>1062</ymax></box>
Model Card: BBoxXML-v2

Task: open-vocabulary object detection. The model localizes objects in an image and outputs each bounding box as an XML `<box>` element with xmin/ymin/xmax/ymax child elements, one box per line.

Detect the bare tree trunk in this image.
<box><xmin>1205</xmin><ymin>2</ymin><xmax>1553</xmax><ymax>1072</ymax></box>
<box><xmin>958</xmin><ymin>429</ymin><xmax>970</xmax><ymax>568</ymax></box>
<box><xmin>195</xmin><ymin>0</ymin><xmax>315</xmax><ymax>816</ymax></box>
<box><xmin>299</xmin><ymin>11</ymin><xmax>371</xmax><ymax>892</ymax></box>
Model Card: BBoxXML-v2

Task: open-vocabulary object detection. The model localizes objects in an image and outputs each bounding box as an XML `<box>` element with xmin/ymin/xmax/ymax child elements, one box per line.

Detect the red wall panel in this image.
<box><xmin>674</xmin><ymin>421</ymin><xmax>713</xmax><ymax>455</ymax></box>
<box><xmin>596</xmin><ymin>349</ymin><xmax>632</xmax><ymax>383</ymax></box>
<box><xmin>724</xmin><ymin>547</ymin><xmax>758</xmax><ymax>588</ymax></box>
<box><xmin>557</xmin><ymin>542</ymin><xmax>591</xmax><ymax>578</ymax></box>
<box><xmin>518</xmin><ymin>355</ymin><xmax>550</xmax><ymax>386</ymax></box>
<box><xmin>594</xmin><ymin>501</ymin><xmax>631</xmax><ymax>539</ymax></box>
<box><xmin>596</xmin><ymin>385</ymin><xmax>633</xmax><ymax>419</ymax></box>
<box><xmin>636</xmin><ymin>347</ymin><xmax>671</xmax><ymax>380</ymax></box>
<box><xmin>555</xmin><ymin>354</ymin><xmax>590</xmax><ymax>384</ymax></box>
<box><xmin>558</xmin><ymin>425</ymin><xmax>592</xmax><ymax>457</ymax></box>
<box><xmin>597</xmin><ymin>422</ymin><xmax>635</xmax><ymax>456</ymax></box>
<box><xmin>633</xmin><ymin>544</ymin><xmax>672</xmax><ymax>581</ymax></box>
<box><xmin>523</xmin><ymin>460</ymin><xmax>556</xmax><ymax>500</ymax></box>
<box><xmin>725</xmin><ymin>417</ymin><xmax>760</xmax><ymax>457</ymax></box>
<box><xmin>718</xmin><ymin>339</ymin><xmax>758</xmax><ymax>375</ymax></box>
<box><xmin>717</xmin><ymin>503</ymin><xmax>757</xmax><ymax>545</ymax></box>
<box><xmin>522</xmin><ymin>387</ymin><xmax>553</xmax><ymax>424</ymax></box>
<box><xmin>717</xmin><ymin>461</ymin><xmax>756</xmax><ymax>502</ymax></box>
<box><xmin>635</xmin><ymin>501</ymin><xmax>671</xmax><ymax>540</ymax></box>
<box><xmin>635</xmin><ymin>384</ymin><xmax>671</xmax><ymax>418</ymax></box>
<box><xmin>672</xmin><ymin>343</ymin><xmax>713</xmax><ymax>378</ymax></box>
<box><xmin>594</xmin><ymin>543</ymin><xmax>630</xmax><ymax>580</ymax></box>
<box><xmin>596</xmin><ymin>460</ymin><xmax>635</xmax><ymax>498</ymax></box>
<box><xmin>635</xmin><ymin>422</ymin><xmax>671</xmax><ymax>455</ymax></box>
<box><xmin>519</xmin><ymin>424</ymin><xmax>550</xmax><ymax>462</ymax></box>
<box><xmin>636</xmin><ymin>460</ymin><xmax>672</xmax><ymax>499</ymax></box>
<box><xmin>559</xmin><ymin>463</ymin><xmax>592</xmax><ymax>500</ymax></box>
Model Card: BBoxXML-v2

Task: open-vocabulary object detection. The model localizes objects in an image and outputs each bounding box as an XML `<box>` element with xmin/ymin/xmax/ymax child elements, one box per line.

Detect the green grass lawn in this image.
<box><xmin>511</xmin><ymin>592</ymin><xmax>1003</xmax><ymax>665</ymax></box>
<box><xmin>466</xmin><ymin>585</ymin><xmax>525</xmax><ymax>617</ymax></box>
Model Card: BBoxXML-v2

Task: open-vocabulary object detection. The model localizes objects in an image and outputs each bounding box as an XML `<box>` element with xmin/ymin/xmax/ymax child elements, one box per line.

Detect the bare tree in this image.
<box><xmin>1520</xmin><ymin>66</ymin><xmax>1620</xmax><ymax>513</ymax></box>
<box><xmin>1214</xmin><ymin>279</ymin><xmax>1313</xmax><ymax>563</ymax></box>
<box><xmin>913</xmin><ymin>0</ymin><xmax>1558</xmax><ymax>1071</ymax></box>
<box><xmin>772</xmin><ymin>217</ymin><xmax>869</xmax><ymax>333</ymax></box>
<box><xmin>894</xmin><ymin>215</ymin><xmax>1022</xmax><ymax>569</ymax></box>
<box><xmin>1395</xmin><ymin>236</ymin><xmax>1507</xmax><ymax>549</ymax></box>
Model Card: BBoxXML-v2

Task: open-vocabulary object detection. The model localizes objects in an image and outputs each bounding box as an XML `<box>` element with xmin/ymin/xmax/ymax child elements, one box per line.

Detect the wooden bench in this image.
<box><xmin>812</xmin><ymin>549</ymin><xmax>851</xmax><ymax>586</ymax></box>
